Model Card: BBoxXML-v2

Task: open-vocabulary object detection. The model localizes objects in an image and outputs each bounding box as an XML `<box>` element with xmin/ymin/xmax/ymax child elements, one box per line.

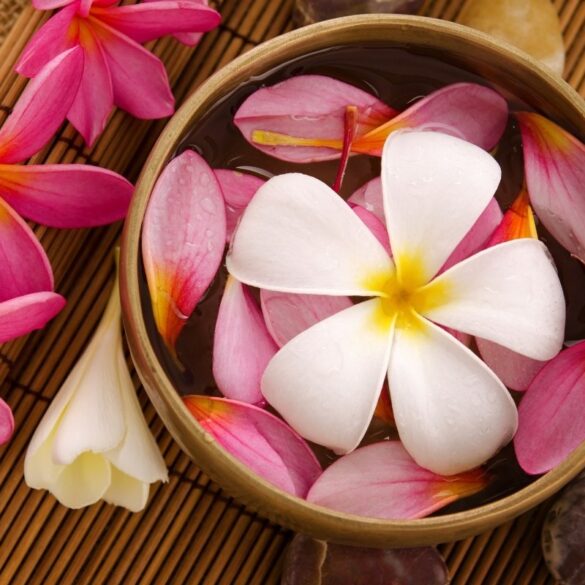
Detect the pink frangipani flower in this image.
<box><xmin>228</xmin><ymin>131</ymin><xmax>566</xmax><ymax>475</ymax></box>
<box><xmin>17</xmin><ymin>0</ymin><xmax>221</xmax><ymax>146</ymax></box>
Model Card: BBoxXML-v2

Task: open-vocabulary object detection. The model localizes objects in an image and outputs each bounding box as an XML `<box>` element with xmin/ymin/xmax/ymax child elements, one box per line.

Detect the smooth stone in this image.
<box><xmin>542</xmin><ymin>471</ymin><xmax>585</xmax><ymax>584</ymax></box>
<box><xmin>458</xmin><ymin>0</ymin><xmax>565</xmax><ymax>76</ymax></box>
<box><xmin>293</xmin><ymin>0</ymin><xmax>424</xmax><ymax>27</ymax></box>
<box><xmin>281</xmin><ymin>534</ymin><xmax>449</xmax><ymax>585</ymax></box>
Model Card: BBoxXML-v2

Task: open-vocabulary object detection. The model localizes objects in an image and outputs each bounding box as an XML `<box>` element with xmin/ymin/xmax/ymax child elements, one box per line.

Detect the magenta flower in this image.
<box><xmin>16</xmin><ymin>0</ymin><xmax>221</xmax><ymax>146</ymax></box>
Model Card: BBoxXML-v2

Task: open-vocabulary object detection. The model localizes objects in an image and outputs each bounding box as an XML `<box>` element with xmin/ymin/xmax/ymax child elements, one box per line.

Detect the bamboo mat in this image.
<box><xmin>0</xmin><ymin>0</ymin><xmax>583</xmax><ymax>583</ymax></box>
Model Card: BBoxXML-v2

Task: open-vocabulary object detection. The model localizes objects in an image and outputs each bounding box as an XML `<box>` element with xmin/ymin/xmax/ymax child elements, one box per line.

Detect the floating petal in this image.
<box><xmin>307</xmin><ymin>442</ymin><xmax>487</xmax><ymax>518</ymax></box>
<box><xmin>92</xmin><ymin>19</ymin><xmax>174</xmax><ymax>119</ymax></box>
<box><xmin>0</xmin><ymin>398</ymin><xmax>15</xmax><ymax>445</ymax></box>
<box><xmin>388</xmin><ymin>316</ymin><xmax>518</xmax><ymax>475</ymax></box>
<box><xmin>262</xmin><ymin>299</ymin><xmax>393</xmax><ymax>454</ymax></box>
<box><xmin>142</xmin><ymin>150</ymin><xmax>226</xmax><ymax>349</ymax></box>
<box><xmin>234</xmin><ymin>75</ymin><xmax>396</xmax><ymax>162</ymax></box>
<box><xmin>0</xmin><ymin>292</ymin><xmax>65</xmax><ymax>343</ymax></box>
<box><xmin>183</xmin><ymin>395</ymin><xmax>321</xmax><ymax>497</ymax></box>
<box><xmin>515</xmin><ymin>342</ymin><xmax>585</xmax><ymax>475</ymax></box>
<box><xmin>423</xmin><ymin>239</ymin><xmax>565</xmax><ymax>360</ymax></box>
<box><xmin>93</xmin><ymin>1</ymin><xmax>220</xmax><ymax>44</ymax></box>
<box><xmin>0</xmin><ymin>164</ymin><xmax>133</xmax><ymax>228</ymax></box>
<box><xmin>213</xmin><ymin>277</ymin><xmax>277</xmax><ymax>404</ymax></box>
<box><xmin>382</xmin><ymin>131</ymin><xmax>501</xmax><ymax>286</ymax></box>
<box><xmin>260</xmin><ymin>289</ymin><xmax>352</xmax><ymax>347</ymax></box>
<box><xmin>227</xmin><ymin>173</ymin><xmax>393</xmax><ymax>296</ymax></box>
<box><xmin>0</xmin><ymin>47</ymin><xmax>83</xmax><ymax>164</ymax></box>
<box><xmin>214</xmin><ymin>169</ymin><xmax>265</xmax><ymax>242</ymax></box>
<box><xmin>518</xmin><ymin>112</ymin><xmax>585</xmax><ymax>262</ymax></box>
<box><xmin>352</xmin><ymin>83</ymin><xmax>508</xmax><ymax>154</ymax></box>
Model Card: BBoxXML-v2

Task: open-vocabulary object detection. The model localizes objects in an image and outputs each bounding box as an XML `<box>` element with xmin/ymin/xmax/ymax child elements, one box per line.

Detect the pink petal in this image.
<box><xmin>93</xmin><ymin>1</ymin><xmax>220</xmax><ymax>44</ymax></box>
<box><xmin>0</xmin><ymin>164</ymin><xmax>133</xmax><ymax>228</ymax></box>
<box><xmin>441</xmin><ymin>197</ymin><xmax>503</xmax><ymax>271</ymax></box>
<box><xmin>212</xmin><ymin>277</ymin><xmax>277</xmax><ymax>405</ymax></box>
<box><xmin>140</xmin><ymin>0</ymin><xmax>209</xmax><ymax>45</ymax></box>
<box><xmin>515</xmin><ymin>342</ymin><xmax>585</xmax><ymax>474</ymax></box>
<box><xmin>351</xmin><ymin>204</ymin><xmax>391</xmax><ymax>253</ymax></box>
<box><xmin>348</xmin><ymin>177</ymin><xmax>384</xmax><ymax>222</ymax></box>
<box><xmin>214</xmin><ymin>169</ymin><xmax>265</xmax><ymax>242</ymax></box>
<box><xmin>32</xmin><ymin>0</ymin><xmax>74</xmax><ymax>10</ymax></box>
<box><xmin>0</xmin><ymin>398</ymin><xmax>15</xmax><ymax>445</ymax></box>
<box><xmin>517</xmin><ymin>112</ymin><xmax>585</xmax><ymax>262</ymax></box>
<box><xmin>477</xmin><ymin>337</ymin><xmax>547</xmax><ymax>391</ymax></box>
<box><xmin>183</xmin><ymin>395</ymin><xmax>322</xmax><ymax>497</ymax></box>
<box><xmin>0</xmin><ymin>291</ymin><xmax>66</xmax><ymax>343</ymax></box>
<box><xmin>0</xmin><ymin>197</ymin><xmax>54</xmax><ymax>300</ymax></box>
<box><xmin>260</xmin><ymin>289</ymin><xmax>352</xmax><ymax>347</ymax></box>
<box><xmin>142</xmin><ymin>150</ymin><xmax>226</xmax><ymax>349</ymax></box>
<box><xmin>91</xmin><ymin>19</ymin><xmax>174</xmax><ymax>119</ymax></box>
<box><xmin>68</xmin><ymin>25</ymin><xmax>114</xmax><ymax>147</ymax></box>
<box><xmin>307</xmin><ymin>442</ymin><xmax>487</xmax><ymax>519</ymax></box>
<box><xmin>15</xmin><ymin>5</ymin><xmax>78</xmax><ymax>77</ymax></box>
<box><xmin>234</xmin><ymin>75</ymin><xmax>397</xmax><ymax>162</ymax></box>
<box><xmin>0</xmin><ymin>47</ymin><xmax>84</xmax><ymax>164</ymax></box>
<box><xmin>352</xmin><ymin>83</ymin><xmax>508</xmax><ymax>155</ymax></box>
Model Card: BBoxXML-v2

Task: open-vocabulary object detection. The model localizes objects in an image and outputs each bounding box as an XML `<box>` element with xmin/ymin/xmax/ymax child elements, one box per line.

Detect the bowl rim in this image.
<box><xmin>121</xmin><ymin>14</ymin><xmax>585</xmax><ymax>547</ymax></box>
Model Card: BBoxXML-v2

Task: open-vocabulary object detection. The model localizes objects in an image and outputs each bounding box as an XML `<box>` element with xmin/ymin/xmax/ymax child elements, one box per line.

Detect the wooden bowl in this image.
<box><xmin>120</xmin><ymin>15</ymin><xmax>585</xmax><ymax>547</ymax></box>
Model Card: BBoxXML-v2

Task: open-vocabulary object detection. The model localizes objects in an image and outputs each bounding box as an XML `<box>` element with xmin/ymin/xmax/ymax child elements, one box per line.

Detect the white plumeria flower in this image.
<box><xmin>227</xmin><ymin>131</ymin><xmax>566</xmax><ymax>476</ymax></box>
<box><xmin>25</xmin><ymin>273</ymin><xmax>168</xmax><ymax>511</ymax></box>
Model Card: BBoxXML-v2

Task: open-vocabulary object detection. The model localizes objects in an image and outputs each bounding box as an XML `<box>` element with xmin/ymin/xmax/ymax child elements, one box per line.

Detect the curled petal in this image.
<box><xmin>234</xmin><ymin>75</ymin><xmax>396</xmax><ymax>162</ymax></box>
<box><xmin>515</xmin><ymin>342</ymin><xmax>585</xmax><ymax>475</ymax></box>
<box><xmin>0</xmin><ymin>47</ymin><xmax>84</xmax><ymax>164</ymax></box>
<box><xmin>424</xmin><ymin>239</ymin><xmax>565</xmax><ymax>361</ymax></box>
<box><xmin>260</xmin><ymin>289</ymin><xmax>352</xmax><ymax>347</ymax></box>
<box><xmin>353</xmin><ymin>83</ymin><xmax>508</xmax><ymax>154</ymax></box>
<box><xmin>389</xmin><ymin>316</ymin><xmax>518</xmax><ymax>475</ymax></box>
<box><xmin>352</xmin><ymin>204</ymin><xmax>391</xmax><ymax>253</ymax></box>
<box><xmin>183</xmin><ymin>395</ymin><xmax>321</xmax><ymax>497</ymax></box>
<box><xmin>476</xmin><ymin>337</ymin><xmax>546</xmax><ymax>391</ymax></box>
<box><xmin>15</xmin><ymin>5</ymin><xmax>78</xmax><ymax>77</ymax></box>
<box><xmin>92</xmin><ymin>19</ymin><xmax>174</xmax><ymax>119</ymax></box>
<box><xmin>0</xmin><ymin>398</ymin><xmax>15</xmax><ymax>445</ymax></box>
<box><xmin>262</xmin><ymin>299</ymin><xmax>393</xmax><ymax>454</ymax></box>
<box><xmin>93</xmin><ymin>1</ymin><xmax>221</xmax><ymax>44</ymax></box>
<box><xmin>307</xmin><ymin>442</ymin><xmax>487</xmax><ymax>519</ymax></box>
<box><xmin>517</xmin><ymin>112</ymin><xmax>585</xmax><ymax>262</ymax></box>
<box><xmin>0</xmin><ymin>197</ymin><xmax>54</xmax><ymax>299</ymax></box>
<box><xmin>0</xmin><ymin>292</ymin><xmax>65</xmax><ymax>343</ymax></box>
<box><xmin>382</xmin><ymin>131</ymin><xmax>501</xmax><ymax>285</ymax></box>
<box><xmin>214</xmin><ymin>169</ymin><xmax>265</xmax><ymax>242</ymax></box>
<box><xmin>0</xmin><ymin>164</ymin><xmax>133</xmax><ymax>228</ymax></box>
<box><xmin>213</xmin><ymin>277</ymin><xmax>277</xmax><ymax>404</ymax></box>
<box><xmin>142</xmin><ymin>150</ymin><xmax>226</xmax><ymax>349</ymax></box>
<box><xmin>227</xmin><ymin>173</ymin><xmax>393</xmax><ymax>296</ymax></box>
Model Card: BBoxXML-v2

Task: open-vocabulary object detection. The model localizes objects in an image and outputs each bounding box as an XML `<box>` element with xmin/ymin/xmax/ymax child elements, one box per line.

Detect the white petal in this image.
<box><xmin>51</xmin><ymin>290</ymin><xmax>126</xmax><ymax>465</ymax></box>
<box><xmin>103</xmin><ymin>466</ymin><xmax>150</xmax><ymax>512</ymax></box>
<box><xmin>422</xmin><ymin>239</ymin><xmax>565</xmax><ymax>360</ymax></box>
<box><xmin>227</xmin><ymin>173</ymin><xmax>393</xmax><ymax>296</ymax></box>
<box><xmin>261</xmin><ymin>299</ymin><xmax>393</xmax><ymax>453</ymax></box>
<box><xmin>105</xmin><ymin>348</ymin><xmax>168</xmax><ymax>484</ymax></box>
<box><xmin>388</xmin><ymin>317</ymin><xmax>518</xmax><ymax>475</ymax></box>
<box><xmin>382</xmin><ymin>131</ymin><xmax>501</xmax><ymax>284</ymax></box>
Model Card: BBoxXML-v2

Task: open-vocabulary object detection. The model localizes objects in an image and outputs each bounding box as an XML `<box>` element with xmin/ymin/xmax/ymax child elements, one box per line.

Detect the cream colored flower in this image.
<box><xmin>25</xmin><ymin>272</ymin><xmax>167</xmax><ymax>511</ymax></box>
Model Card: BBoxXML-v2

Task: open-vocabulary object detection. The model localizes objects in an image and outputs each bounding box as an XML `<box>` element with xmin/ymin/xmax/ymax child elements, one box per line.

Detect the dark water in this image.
<box><xmin>139</xmin><ymin>45</ymin><xmax>585</xmax><ymax>513</ymax></box>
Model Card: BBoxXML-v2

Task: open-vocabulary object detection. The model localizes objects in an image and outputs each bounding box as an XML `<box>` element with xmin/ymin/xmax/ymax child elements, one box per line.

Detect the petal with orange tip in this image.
<box><xmin>182</xmin><ymin>395</ymin><xmax>322</xmax><ymax>497</ymax></box>
<box><xmin>307</xmin><ymin>441</ymin><xmax>487</xmax><ymax>519</ymax></box>
<box><xmin>518</xmin><ymin>111</ymin><xmax>585</xmax><ymax>262</ymax></box>
<box><xmin>142</xmin><ymin>150</ymin><xmax>226</xmax><ymax>350</ymax></box>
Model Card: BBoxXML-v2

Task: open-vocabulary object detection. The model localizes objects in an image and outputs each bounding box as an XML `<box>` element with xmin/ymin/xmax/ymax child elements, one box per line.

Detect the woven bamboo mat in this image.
<box><xmin>0</xmin><ymin>0</ymin><xmax>583</xmax><ymax>583</ymax></box>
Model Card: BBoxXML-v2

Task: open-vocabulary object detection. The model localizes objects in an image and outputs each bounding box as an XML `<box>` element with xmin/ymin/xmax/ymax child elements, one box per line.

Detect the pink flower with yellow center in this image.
<box><xmin>16</xmin><ymin>0</ymin><xmax>221</xmax><ymax>146</ymax></box>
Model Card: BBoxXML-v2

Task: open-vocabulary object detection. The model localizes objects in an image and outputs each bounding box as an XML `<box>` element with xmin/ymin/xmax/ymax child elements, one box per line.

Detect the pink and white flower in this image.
<box><xmin>227</xmin><ymin>131</ymin><xmax>566</xmax><ymax>475</ymax></box>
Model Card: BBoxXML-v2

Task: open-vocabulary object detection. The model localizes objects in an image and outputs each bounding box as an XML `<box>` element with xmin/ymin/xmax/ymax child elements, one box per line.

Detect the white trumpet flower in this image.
<box><xmin>25</xmin><ymin>272</ymin><xmax>168</xmax><ymax>511</ymax></box>
<box><xmin>227</xmin><ymin>131</ymin><xmax>566</xmax><ymax>476</ymax></box>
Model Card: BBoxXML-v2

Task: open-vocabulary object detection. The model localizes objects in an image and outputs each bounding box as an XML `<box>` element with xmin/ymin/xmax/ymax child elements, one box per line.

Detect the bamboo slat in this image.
<box><xmin>0</xmin><ymin>0</ymin><xmax>583</xmax><ymax>583</ymax></box>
